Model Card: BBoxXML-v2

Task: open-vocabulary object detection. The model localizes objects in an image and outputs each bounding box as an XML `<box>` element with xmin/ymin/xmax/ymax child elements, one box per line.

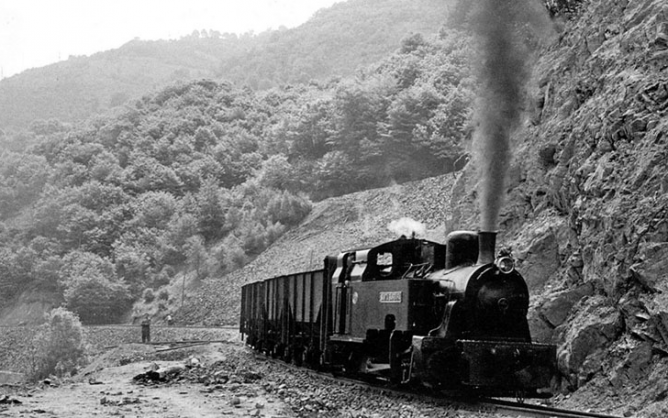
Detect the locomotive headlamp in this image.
<box><xmin>496</xmin><ymin>256</ymin><xmax>515</xmax><ymax>274</ymax></box>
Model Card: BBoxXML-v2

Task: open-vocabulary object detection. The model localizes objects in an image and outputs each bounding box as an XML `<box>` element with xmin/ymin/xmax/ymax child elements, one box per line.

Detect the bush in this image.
<box><xmin>150</xmin><ymin>271</ymin><xmax>171</xmax><ymax>289</ymax></box>
<box><xmin>157</xmin><ymin>288</ymin><xmax>169</xmax><ymax>301</ymax></box>
<box><xmin>143</xmin><ymin>288</ymin><xmax>156</xmax><ymax>303</ymax></box>
<box><xmin>28</xmin><ymin>308</ymin><xmax>87</xmax><ymax>381</ymax></box>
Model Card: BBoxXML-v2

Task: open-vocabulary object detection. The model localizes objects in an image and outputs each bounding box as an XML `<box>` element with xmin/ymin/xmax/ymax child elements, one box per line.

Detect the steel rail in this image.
<box><xmin>84</xmin><ymin>324</ymin><xmax>238</xmax><ymax>329</ymax></box>
<box><xmin>0</xmin><ymin>324</ymin><xmax>238</xmax><ymax>330</ymax></box>
<box><xmin>480</xmin><ymin>399</ymin><xmax>626</xmax><ymax>418</ymax></box>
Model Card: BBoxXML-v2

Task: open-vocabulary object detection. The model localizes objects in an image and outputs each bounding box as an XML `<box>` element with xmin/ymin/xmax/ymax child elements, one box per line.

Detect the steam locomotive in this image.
<box><xmin>240</xmin><ymin>230</ymin><xmax>557</xmax><ymax>398</ymax></box>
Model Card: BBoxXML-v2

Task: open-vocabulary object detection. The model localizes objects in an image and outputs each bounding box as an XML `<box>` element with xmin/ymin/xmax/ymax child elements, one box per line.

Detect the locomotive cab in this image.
<box><xmin>362</xmin><ymin>237</ymin><xmax>446</xmax><ymax>281</ymax></box>
<box><xmin>326</xmin><ymin>237</ymin><xmax>446</xmax><ymax>375</ymax></box>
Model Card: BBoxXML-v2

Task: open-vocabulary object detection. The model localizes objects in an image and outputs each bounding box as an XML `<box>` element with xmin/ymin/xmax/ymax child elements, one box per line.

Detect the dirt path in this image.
<box><xmin>0</xmin><ymin>343</ymin><xmax>294</xmax><ymax>418</ymax></box>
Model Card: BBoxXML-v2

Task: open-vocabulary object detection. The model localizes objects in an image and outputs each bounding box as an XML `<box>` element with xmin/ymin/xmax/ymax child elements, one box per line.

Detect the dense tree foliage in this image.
<box><xmin>0</xmin><ymin>20</ymin><xmax>477</xmax><ymax>323</ymax></box>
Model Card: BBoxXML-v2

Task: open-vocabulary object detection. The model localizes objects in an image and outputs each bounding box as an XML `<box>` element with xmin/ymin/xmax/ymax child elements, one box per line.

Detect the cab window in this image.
<box><xmin>377</xmin><ymin>252</ymin><xmax>393</xmax><ymax>276</ymax></box>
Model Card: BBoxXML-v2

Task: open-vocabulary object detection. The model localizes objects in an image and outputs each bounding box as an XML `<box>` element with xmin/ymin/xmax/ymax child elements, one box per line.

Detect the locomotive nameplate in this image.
<box><xmin>379</xmin><ymin>291</ymin><xmax>402</xmax><ymax>303</ymax></box>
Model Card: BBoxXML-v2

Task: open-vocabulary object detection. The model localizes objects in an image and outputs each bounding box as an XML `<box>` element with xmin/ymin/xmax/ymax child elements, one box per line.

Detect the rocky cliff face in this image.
<box><xmin>446</xmin><ymin>0</ymin><xmax>668</xmax><ymax>415</ymax></box>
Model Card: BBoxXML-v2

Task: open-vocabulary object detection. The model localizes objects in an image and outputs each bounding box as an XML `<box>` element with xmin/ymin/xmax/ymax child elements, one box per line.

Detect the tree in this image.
<box><xmin>183</xmin><ymin>235</ymin><xmax>207</xmax><ymax>307</ymax></box>
<box><xmin>131</xmin><ymin>191</ymin><xmax>178</xmax><ymax>230</ymax></box>
<box><xmin>400</xmin><ymin>33</ymin><xmax>429</xmax><ymax>55</ymax></box>
<box><xmin>380</xmin><ymin>83</ymin><xmax>449</xmax><ymax>180</ymax></box>
<box><xmin>0</xmin><ymin>152</ymin><xmax>51</xmax><ymax>218</ymax></box>
<box><xmin>287</xmin><ymin>99</ymin><xmax>334</xmax><ymax>160</ymax></box>
<box><xmin>258</xmin><ymin>155</ymin><xmax>296</xmax><ymax>190</ymax></box>
<box><xmin>59</xmin><ymin>251</ymin><xmax>131</xmax><ymax>324</ymax></box>
<box><xmin>185</xmin><ymin>235</ymin><xmax>207</xmax><ymax>281</ymax></box>
<box><xmin>159</xmin><ymin>212</ymin><xmax>198</xmax><ymax>266</ymax></box>
<box><xmin>113</xmin><ymin>241</ymin><xmax>151</xmax><ymax>295</ymax></box>
<box><xmin>196</xmin><ymin>177</ymin><xmax>227</xmax><ymax>242</ymax></box>
<box><xmin>62</xmin><ymin>274</ymin><xmax>131</xmax><ymax>324</ymax></box>
<box><xmin>267</xmin><ymin>190</ymin><xmax>312</xmax><ymax>226</ymax></box>
<box><xmin>0</xmin><ymin>247</ymin><xmax>22</xmax><ymax>300</ymax></box>
<box><xmin>56</xmin><ymin>204</ymin><xmax>100</xmax><ymax>251</ymax></box>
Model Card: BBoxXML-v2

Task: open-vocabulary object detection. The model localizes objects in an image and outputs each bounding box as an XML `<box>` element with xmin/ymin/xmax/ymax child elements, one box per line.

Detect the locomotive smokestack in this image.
<box><xmin>477</xmin><ymin>231</ymin><xmax>497</xmax><ymax>265</ymax></box>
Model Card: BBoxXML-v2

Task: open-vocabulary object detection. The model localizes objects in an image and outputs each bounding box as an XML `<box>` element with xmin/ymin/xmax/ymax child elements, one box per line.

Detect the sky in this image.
<box><xmin>0</xmin><ymin>0</ymin><xmax>343</xmax><ymax>79</ymax></box>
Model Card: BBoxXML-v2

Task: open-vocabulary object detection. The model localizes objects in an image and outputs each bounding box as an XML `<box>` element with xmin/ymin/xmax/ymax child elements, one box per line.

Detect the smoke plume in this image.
<box><xmin>471</xmin><ymin>0</ymin><xmax>550</xmax><ymax>231</ymax></box>
<box><xmin>388</xmin><ymin>217</ymin><xmax>426</xmax><ymax>238</ymax></box>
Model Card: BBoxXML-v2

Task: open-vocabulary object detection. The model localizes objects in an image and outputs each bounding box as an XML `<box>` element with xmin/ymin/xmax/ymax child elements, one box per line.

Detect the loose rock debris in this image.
<box><xmin>0</xmin><ymin>395</ymin><xmax>22</xmax><ymax>405</ymax></box>
<box><xmin>132</xmin><ymin>362</ymin><xmax>189</xmax><ymax>384</ymax></box>
<box><xmin>100</xmin><ymin>395</ymin><xmax>140</xmax><ymax>406</ymax></box>
<box><xmin>132</xmin><ymin>355</ymin><xmax>264</xmax><ymax>388</ymax></box>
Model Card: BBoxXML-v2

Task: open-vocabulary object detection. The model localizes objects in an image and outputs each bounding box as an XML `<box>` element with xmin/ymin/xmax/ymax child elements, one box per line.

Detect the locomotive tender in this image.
<box><xmin>240</xmin><ymin>230</ymin><xmax>557</xmax><ymax>397</ymax></box>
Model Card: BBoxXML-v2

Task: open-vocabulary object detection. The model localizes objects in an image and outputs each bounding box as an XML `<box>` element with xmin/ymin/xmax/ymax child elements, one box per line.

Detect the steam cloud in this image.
<box><xmin>471</xmin><ymin>0</ymin><xmax>550</xmax><ymax>231</ymax></box>
<box><xmin>388</xmin><ymin>217</ymin><xmax>426</xmax><ymax>238</ymax></box>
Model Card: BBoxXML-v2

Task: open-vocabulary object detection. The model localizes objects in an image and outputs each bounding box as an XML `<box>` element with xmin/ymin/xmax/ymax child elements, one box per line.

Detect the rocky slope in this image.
<box><xmin>180</xmin><ymin>1</ymin><xmax>668</xmax><ymax>416</ymax></box>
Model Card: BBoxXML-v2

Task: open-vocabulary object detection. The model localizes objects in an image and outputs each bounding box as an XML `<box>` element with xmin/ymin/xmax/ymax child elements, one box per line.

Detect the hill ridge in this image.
<box><xmin>0</xmin><ymin>0</ymin><xmax>452</xmax><ymax>129</ymax></box>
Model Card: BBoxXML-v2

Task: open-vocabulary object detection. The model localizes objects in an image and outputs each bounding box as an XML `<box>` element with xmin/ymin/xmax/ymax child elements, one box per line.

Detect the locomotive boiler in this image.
<box><xmin>240</xmin><ymin>230</ymin><xmax>557</xmax><ymax>398</ymax></box>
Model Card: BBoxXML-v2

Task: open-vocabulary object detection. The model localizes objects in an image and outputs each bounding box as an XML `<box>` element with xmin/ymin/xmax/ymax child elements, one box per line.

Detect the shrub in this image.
<box><xmin>28</xmin><ymin>308</ymin><xmax>87</xmax><ymax>381</ymax></box>
<box><xmin>143</xmin><ymin>288</ymin><xmax>156</xmax><ymax>303</ymax></box>
<box><xmin>151</xmin><ymin>271</ymin><xmax>171</xmax><ymax>289</ymax></box>
<box><xmin>157</xmin><ymin>288</ymin><xmax>169</xmax><ymax>301</ymax></box>
<box><xmin>161</xmin><ymin>265</ymin><xmax>176</xmax><ymax>278</ymax></box>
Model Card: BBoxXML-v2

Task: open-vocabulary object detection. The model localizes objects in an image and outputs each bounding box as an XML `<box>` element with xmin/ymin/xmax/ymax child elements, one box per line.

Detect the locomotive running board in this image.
<box><xmin>328</xmin><ymin>335</ymin><xmax>365</xmax><ymax>344</ymax></box>
<box><xmin>362</xmin><ymin>362</ymin><xmax>391</xmax><ymax>374</ymax></box>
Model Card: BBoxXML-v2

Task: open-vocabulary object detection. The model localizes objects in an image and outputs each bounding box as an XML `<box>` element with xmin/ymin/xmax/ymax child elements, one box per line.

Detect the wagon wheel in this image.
<box><xmin>291</xmin><ymin>346</ymin><xmax>304</xmax><ymax>367</ymax></box>
<box><xmin>300</xmin><ymin>346</ymin><xmax>311</xmax><ymax>368</ymax></box>
<box><xmin>282</xmin><ymin>345</ymin><xmax>292</xmax><ymax>363</ymax></box>
<box><xmin>271</xmin><ymin>343</ymin><xmax>283</xmax><ymax>359</ymax></box>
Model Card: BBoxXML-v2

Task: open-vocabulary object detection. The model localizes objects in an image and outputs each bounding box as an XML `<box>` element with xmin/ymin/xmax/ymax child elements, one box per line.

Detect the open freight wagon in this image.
<box><xmin>240</xmin><ymin>268</ymin><xmax>329</xmax><ymax>366</ymax></box>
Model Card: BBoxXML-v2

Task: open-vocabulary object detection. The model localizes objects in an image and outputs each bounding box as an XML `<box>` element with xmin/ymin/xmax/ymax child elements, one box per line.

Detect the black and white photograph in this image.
<box><xmin>1</xmin><ymin>0</ymin><xmax>667</xmax><ymax>417</ymax></box>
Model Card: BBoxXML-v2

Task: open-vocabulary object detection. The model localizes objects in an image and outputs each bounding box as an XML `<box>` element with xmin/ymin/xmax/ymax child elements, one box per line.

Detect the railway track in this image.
<box><xmin>83</xmin><ymin>324</ymin><xmax>238</xmax><ymax>330</ymax></box>
<box><xmin>257</xmin><ymin>352</ymin><xmax>626</xmax><ymax>418</ymax></box>
<box><xmin>370</xmin><ymin>382</ymin><xmax>626</xmax><ymax>418</ymax></box>
<box><xmin>481</xmin><ymin>398</ymin><xmax>625</xmax><ymax>418</ymax></box>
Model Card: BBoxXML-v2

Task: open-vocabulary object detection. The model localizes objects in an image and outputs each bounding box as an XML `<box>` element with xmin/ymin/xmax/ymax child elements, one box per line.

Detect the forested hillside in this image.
<box><xmin>0</xmin><ymin>19</ymin><xmax>475</xmax><ymax>324</ymax></box>
<box><xmin>0</xmin><ymin>0</ymin><xmax>452</xmax><ymax>129</ymax></box>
